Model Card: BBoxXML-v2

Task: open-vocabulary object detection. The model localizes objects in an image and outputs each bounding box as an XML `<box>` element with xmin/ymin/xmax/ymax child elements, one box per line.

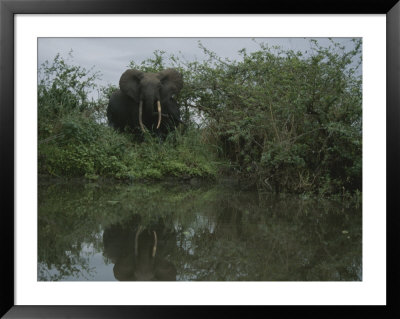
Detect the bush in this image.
<box><xmin>38</xmin><ymin>52</ymin><xmax>100</xmax><ymax>138</ymax></box>
<box><xmin>177</xmin><ymin>39</ymin><xmax>362</xmax><ymax>195</ymax></box>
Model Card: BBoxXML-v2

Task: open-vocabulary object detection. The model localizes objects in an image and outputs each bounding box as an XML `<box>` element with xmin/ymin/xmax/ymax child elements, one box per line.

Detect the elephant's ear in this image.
<box><xmin>158</xmin><ymin>69</ymin><xmax>183</xmax><ymax>95</ymax></box>
<box><xmin>119</xmin><ymin>69</ymin><xmax>144</xmax><ymax>101</ymax></box>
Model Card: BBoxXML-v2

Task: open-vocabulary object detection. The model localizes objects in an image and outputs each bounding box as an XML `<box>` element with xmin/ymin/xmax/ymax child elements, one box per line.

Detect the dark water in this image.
<box><xmin>38</xmin><ymin>179</ymin><xmax>362</xmax><ymax>281</ymax></box>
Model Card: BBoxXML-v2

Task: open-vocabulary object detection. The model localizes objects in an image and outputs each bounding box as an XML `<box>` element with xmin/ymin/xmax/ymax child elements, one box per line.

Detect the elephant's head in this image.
<box><xmin>119</xmin><ymin>69</ymin><xmax>183</xmax><ymax>132</ymax></box>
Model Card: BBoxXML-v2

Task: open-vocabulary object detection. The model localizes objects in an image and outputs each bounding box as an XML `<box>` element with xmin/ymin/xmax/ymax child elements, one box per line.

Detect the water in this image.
<box><xmin>38</xmin><ymin>179</ymin><xmax>362</xmax><ymax>281</ymax></box>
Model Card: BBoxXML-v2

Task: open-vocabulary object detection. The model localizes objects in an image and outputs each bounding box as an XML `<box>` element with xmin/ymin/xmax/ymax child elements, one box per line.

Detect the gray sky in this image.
<box><xmin>38</xmin><ymin>37</ymin><xmax>359</xmax><ymax>99</ymax></box>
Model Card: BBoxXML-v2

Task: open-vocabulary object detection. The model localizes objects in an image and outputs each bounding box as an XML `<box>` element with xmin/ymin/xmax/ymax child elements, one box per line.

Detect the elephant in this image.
<box><xmin>103</xmin><ymin>215</ymin><xmax>177</xmax><ymax>281</ymax></box>
<box><xmin>106</xmin><ymin>68</ymin><xmax>184</xmax><ymax>136</ymax></box>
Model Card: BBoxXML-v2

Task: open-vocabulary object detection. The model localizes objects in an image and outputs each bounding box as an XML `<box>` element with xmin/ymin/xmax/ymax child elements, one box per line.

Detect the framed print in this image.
<box><xmin>1</xmin><ymin>0</ymin><xmax>399</xmax><ymax>318</ymax></box>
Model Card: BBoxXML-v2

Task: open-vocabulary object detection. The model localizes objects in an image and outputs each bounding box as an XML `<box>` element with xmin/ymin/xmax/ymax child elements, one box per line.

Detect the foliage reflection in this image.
<box><xmin>38</xmin><ymin>180</ymin><xmax>361</xmax><ymax>281</ymax></box>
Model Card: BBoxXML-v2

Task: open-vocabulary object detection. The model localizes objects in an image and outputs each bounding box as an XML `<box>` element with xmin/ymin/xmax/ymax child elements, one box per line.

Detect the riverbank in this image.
<box><xmin>38</xmin><ymin>172</ymin><xmax>361</xmax><ymax>209</ymax></box>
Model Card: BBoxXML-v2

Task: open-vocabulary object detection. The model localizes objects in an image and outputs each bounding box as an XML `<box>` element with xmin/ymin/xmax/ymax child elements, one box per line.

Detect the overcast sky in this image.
<box><xmin>38</xmin><ymin>37</ymin><xmax>360</xmax><ymax>99</ymax></box>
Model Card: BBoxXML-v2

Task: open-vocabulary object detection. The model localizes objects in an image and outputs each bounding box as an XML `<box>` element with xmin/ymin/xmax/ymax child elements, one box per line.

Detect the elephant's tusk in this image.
<box><xmin>134</xmin><ymin>225</ymin><xmax>143</xmax><ymax>257</ymax></box>
<box><xmin>139</xmin><ymin>101</ymin><xmax>145</xmax><ymax>133</ymax></box>
<box><xmin>156</xmin><ymin>101</ymin><xmax>162</xmax><ymax>129</ymax></box>
<box><xmin>152</xmin><ymin>231</ymin><xmax>157</xmax><ymax>258</ymax></box>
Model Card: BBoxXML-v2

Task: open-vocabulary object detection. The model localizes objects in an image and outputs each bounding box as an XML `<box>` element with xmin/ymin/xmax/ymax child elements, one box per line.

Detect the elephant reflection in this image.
<box><xmin>103</xmin><ymin>216</ymin><xmax>176</xmax><ymax>281</ymax></box>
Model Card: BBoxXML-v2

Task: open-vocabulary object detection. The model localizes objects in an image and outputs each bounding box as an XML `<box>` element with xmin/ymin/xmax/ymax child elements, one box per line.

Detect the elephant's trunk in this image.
<box><xmin>139</xmin><ymin>101</ymin><xmax>145</xmax><ymax>132</ymax></box>
<box><xmin>156</xmin><ymin>101</ymin><xmax>162</xmax><ymax>129</ymax></box>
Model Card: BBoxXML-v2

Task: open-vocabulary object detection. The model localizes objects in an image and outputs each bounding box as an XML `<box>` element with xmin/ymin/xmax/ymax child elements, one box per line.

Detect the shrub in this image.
<box><xmin>177</xmin><ymin>39</ymin><xmax>362</xmax><ymax>195</ymax></box>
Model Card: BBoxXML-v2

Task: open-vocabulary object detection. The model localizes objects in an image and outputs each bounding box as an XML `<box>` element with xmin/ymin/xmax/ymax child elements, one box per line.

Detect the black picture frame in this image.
<box><xmin>1</xmin><ymin>0</ymin><xmax>399</xmax><ymax>318</ymax></box>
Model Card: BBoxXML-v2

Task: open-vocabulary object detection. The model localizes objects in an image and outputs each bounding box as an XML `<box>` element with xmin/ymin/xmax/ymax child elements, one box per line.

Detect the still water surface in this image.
<box><xmin>38</xmin><ymin>179</ymin><xmax>362</xmax><ymax>281</ymax></box>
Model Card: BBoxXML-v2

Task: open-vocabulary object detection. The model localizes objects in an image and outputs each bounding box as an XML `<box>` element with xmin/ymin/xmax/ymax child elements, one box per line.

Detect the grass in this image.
<box><xmin>38</xmin><ymin>114</ymin><xmax>220</xmax><ymax>181</ymax></box>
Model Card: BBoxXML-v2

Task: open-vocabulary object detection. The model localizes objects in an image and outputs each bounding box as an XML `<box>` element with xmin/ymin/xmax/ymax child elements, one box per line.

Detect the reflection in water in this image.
<box><xmin>38</xmin><ymin>180</ymin><xmax>362</xmax><ymax>281</ymax></box>
<box><xmin>103</xmin><ymin>215</ymin><xmax>176</xmax><ymax>281</ymax></box>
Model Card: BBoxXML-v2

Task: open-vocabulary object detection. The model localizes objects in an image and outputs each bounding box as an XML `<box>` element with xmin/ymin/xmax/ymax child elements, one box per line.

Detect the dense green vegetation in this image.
<box><xmin>38</xmin><ymin>39</ymin><xmax>362</xmax><ymax>197</ymax></box>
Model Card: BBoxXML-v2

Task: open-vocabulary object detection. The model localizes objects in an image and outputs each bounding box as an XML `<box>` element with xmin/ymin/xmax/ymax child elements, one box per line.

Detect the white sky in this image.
<box><xmin>38</xmin><ymin>37</ymin><xmax>359</xmax><ymax>99</ymax></box>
